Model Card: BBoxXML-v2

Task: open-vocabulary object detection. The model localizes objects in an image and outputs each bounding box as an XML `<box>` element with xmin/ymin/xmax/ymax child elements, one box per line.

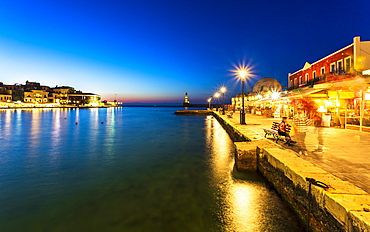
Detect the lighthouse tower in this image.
<box><xmin>183</xmin><ymin>92</ymin><xmax>190</xmax><ymax>106</ymax></box>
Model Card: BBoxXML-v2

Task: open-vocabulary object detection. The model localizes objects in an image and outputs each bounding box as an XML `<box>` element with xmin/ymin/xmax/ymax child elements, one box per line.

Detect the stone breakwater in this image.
<box><xmin>213</xmin><ymin>112</ymin><xmax>370</xmax><ymax>232</ymax></box>
<box><xmin>174</xmin><ymin>110</ymin><xmax>213</xmax><ymax>115</ymax></box>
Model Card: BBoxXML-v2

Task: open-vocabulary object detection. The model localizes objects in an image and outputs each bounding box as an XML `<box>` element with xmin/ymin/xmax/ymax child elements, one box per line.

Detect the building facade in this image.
<box><xmin>68</xmin><ymin>93</ymin><xmax>100</xmax><ymax>106</ymax></box>
<box><xmin>288</xmin><ymin>36</ymin><xmax>370</xmax><ymax>89</ymax></box>
<box><xmin>0</xmin><ymin>93</ymin><xmax>12</xmax><ymax>102</ymax></box>
<box><xmin>0</xmin><ymin>81</ymin><xmax>102</xmax><ymax>107</ymax></box>
<box><xmin>24</xmin><ymin>89</ymin><xmax>50</xmax><ymax>103</ymax></box>
<box><xmin>231</xmin><ymin>77</ymin><xmax>284</xmax><ymax>115</ymax></box>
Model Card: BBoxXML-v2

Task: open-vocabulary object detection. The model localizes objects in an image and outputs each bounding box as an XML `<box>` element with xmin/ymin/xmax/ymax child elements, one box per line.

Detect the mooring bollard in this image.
<box><xmin>306</xmin><ymin>177</ymin><xmax>329</xmax><ymax>232</ymax></box>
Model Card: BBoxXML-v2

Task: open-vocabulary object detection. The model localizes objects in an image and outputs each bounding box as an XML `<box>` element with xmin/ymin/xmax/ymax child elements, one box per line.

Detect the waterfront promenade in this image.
<box><xmin>217</xmin><ymin>111</ymin><xmax>370</xmax><ymax>194</ymax></box>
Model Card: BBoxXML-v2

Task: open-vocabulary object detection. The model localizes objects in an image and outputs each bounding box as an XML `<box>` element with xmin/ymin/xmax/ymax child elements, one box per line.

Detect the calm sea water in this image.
<box><xmin>0</xmin><ymin>107</ymin><xmax>304</xmax><ymax>232</ymax></box>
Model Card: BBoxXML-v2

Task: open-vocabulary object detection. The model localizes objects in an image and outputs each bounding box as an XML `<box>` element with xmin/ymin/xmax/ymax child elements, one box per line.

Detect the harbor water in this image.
<box><xmin>0</xmin><ymin>107</ymin><xmax>304</xmax><ymax>231</ymax></box>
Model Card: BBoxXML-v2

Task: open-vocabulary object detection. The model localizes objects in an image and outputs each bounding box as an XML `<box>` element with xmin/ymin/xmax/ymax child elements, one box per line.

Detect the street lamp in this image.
<box><xmin>238</xmin><ymin>70</ymin><xmax>248</xmax><ymax>124</ymax></box>
<box><xmin>220</xmin><ymin>87</ymin><xmax>226</xmax><ymax>115</ymax></box>
<box><xmin>207</xmin><ymin>97</ymin><xmax>212</xmax><ymax>110</ymax></box>
<box><xmin>214</xmin><ymin>92</ymin><xmax>220</xmax><ymax>111</ymax></box>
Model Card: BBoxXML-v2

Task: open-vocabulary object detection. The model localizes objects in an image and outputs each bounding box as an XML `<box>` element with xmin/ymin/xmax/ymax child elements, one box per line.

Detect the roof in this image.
<box><xmin>253</xmin><ymin>77</ymin><xmax>282</xmax><ymax>92</ymax></box>
<box><xmin>68</xmin><ymin>93</ymin><xmax>97</xmax><ymax>96</ymax></box>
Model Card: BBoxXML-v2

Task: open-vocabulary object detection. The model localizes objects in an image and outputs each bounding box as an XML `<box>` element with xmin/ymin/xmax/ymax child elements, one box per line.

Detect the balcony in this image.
<box><xmin>288</xmin><ymin>72</ymin><xmax>356</xmax><ymax>90</ymax></box>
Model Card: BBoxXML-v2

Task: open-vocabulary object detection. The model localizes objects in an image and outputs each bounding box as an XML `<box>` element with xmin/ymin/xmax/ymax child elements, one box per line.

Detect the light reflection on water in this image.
<box><xmin>205</xmin><ymin>116</ymin><xmax>303</xmax><ymax>232</ymax></box>
<box><xmin>0</xmin><ymin>108</ymin><xmax>303</xmax><ymax>232</ymax></box>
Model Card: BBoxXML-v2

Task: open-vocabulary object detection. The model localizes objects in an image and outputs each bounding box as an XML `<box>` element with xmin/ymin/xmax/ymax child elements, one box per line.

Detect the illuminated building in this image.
<box><xmin>0</xmin><ymin>81</ymin><xmax>102</xmax><ymax>107</ymax></box>
<box><xmin>286</xmin><ymin>36</ymin><xmax>370</xmax><ymax>130</ymax></box>
<box><xmin>288</xmin><ymin>36</ymin><xmax>370</xmax><ymax>89</ymax></box>
<box><xmin>23</xmin><ymin>89</ymin><xmax>49</xmax><ymax>103</ymax></box>
<box><xmin>68</xmin><ymin>93</ymin><xmax>101</xmax><ymax>107</ymax></box>
<box><xmin>232</xmin><ymin>77</ymin><xmax>283</xmax><ymax>111</ymax></box>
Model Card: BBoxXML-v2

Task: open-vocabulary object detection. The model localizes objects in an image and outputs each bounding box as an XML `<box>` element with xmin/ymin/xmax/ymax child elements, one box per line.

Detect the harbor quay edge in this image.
<box><xmin>212</xmin><ymin>112</ymin><xmax>370</xmax><ymax>232</ymax></box>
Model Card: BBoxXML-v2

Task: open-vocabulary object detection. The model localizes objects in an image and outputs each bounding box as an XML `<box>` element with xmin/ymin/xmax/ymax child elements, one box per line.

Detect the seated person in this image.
<box><xmin>278</xmin><ymin>117</ymin><xmax>292</xmax><ymax>144</ymax></box>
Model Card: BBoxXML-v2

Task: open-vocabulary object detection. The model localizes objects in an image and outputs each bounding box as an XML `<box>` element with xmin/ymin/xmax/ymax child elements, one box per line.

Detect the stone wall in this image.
<box><xmin>213</xmin><ymin>113</ymin><xmax>249</xmax><ymax>142</ymax></box>
<box><xmin>213</xmin><ymin>112</ymin><xmax>370</xmax><ymax>232</ymax></box>
<box><xmin>256</xmin><ymin>144</ymin><xmax>370</xmax><ymax>232</ymax></box>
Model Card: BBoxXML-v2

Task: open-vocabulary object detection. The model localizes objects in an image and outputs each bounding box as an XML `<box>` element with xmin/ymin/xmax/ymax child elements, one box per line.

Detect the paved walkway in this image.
<box><xmin>217</xmin><ymin>111</ymin><xmax>370</xmax><ymax>194</ymax></box>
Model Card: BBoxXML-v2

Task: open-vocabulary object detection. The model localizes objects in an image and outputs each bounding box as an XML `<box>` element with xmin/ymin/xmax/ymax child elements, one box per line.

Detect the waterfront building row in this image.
<box><xmin>232</xmin><ymin>36</ymin><xmax>370</xmax><ymax>131</ymax></box>
<box><xmin>0</xmin><ymin>81</ymin><xmax>102</xmax><ymax>107</ymax></box>
<box><xmin>288</xmin><ymin>36</ymin><xmax>370</xmax><ymax>89</ymax></box>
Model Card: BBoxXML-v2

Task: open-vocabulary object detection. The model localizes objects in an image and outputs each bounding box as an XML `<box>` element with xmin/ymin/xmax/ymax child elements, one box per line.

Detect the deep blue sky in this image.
<box><xmin>1</xmin><ymin>0</ymin><xmax>370</xmax><ymax>103</ymax></box>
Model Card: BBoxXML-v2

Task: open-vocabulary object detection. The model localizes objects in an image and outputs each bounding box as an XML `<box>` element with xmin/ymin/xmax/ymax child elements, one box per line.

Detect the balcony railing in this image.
<box><xmin>288</xmin><ymin>72</ymin><xmax>356</xmax><ymax>90</ymax></box>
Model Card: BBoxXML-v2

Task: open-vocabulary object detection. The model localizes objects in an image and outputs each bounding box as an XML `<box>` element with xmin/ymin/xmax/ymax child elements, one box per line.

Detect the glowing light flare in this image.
<box><xmin>363</xmin><ymin>69</ymin><xmax>370</xmax><ymax>75</ymax></box>
<box><xmin>220</xmin><ymin>86</ymin><xmax>227</xmax><ymax>93</ymax></box>
<box><xmin>270</xmin><ymin>91</ymin><xmax>280</xmax><ymax>100</ymax></box>
<box><xmin>325</xmin><ymin>100</ymin><xmax>333</xmax><ymax>107</ymax></box>
<box><xmin>239</xmin><ymin>70</ymin><xmax>248</xmax><ymax>79</ymax></box>
<box><xmin>214</xmin><ymin>92</ymin><xmax>220</xmax><ymax>98</ymax></box>
<box><xmin>317</xmin><ymin>106</ymin><xmax>327</xmax><ymax>112</ymax></box>
<box><xmin>229</xmin><ymin>59</ymin><xmax>257</xmax><ymax>82</ymax></box>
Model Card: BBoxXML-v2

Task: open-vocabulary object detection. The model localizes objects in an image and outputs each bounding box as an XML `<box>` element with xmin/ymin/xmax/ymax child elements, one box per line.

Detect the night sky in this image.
<box><xmin>1</xmin><ymin>0</ymin><xmax>370</xmax><ymax>103</ymax></box>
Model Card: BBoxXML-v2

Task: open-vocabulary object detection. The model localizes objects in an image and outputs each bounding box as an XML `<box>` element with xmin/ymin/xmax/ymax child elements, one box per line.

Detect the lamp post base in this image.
<box><xmin>240</xmin><ymin>111</ymin><xmax>246</xmax><ymax>124</ymax></box>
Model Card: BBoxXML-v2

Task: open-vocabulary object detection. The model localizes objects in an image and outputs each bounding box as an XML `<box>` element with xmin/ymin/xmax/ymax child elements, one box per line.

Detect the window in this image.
<box><xmin>305</xmin><ymin>73</ymin><xmax>309</xmax><ymax>82</ymax></box>
<box><xmin>345</xmin><ymin>57</ymin><xmax>351</xmax><ymax>72</ymax></box>
<box><xmin>330</xmin><ymin>63</ymin><xmax>336</xmax><ymax>73</ymax></box>
<box><xmin>321</xmin><ymin>67</ymin><xmax>325</xmax><ymax>74</ymax></box>
<box><xmin>337</xmin><ymin>60</ymin><xmax>343</xmax><ymax>73</ymax></box>
<box><xmin>294</xmin><ymin>78</ymin><xmax>298</xmax><ymax>87</ymax></box>
<box><xmin>299</xmin><ymin>76</ymin><xmax>302</xmax><ymax>85</ymax></box>
<box><xmin>313</xmin><ymin>71</ymin><xmax>317</xmax><ymax>79</ymax></box>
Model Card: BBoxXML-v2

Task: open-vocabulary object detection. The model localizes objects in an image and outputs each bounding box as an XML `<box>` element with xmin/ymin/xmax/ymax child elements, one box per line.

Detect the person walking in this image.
<box><xmin>313</xmin><ymin>112</ymin><xmax>324</xmax><ymax>153</ymax></box>
<box><xmin>293</xmin><ymin>109</ymin><xmax>310</xmax><ymax>155</ymax></box>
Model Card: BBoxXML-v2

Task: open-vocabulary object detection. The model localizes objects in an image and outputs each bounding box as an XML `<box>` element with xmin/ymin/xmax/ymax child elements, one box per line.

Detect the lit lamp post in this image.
<box><xmin>238</xmin><ymin>70</ymin><xmax>247</xmax><ymax>124</ymax></box>
<box><xmin>214</xmin><ymin>92</ymin><xmax>220</xmax><ymax>111</ymax></box>
<box><xmin>207</xmin><ymin>97</ymin><xmax>212</xmax><ymax>110</ymax></box>
<box><xmin>220</xmin><ymin>87</ymin><xmax>226</xmax><ymax>115</ymax></box>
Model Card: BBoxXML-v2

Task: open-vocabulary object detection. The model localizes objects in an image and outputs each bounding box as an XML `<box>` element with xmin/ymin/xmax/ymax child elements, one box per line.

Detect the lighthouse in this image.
<box><xmin>183</xmin><ymin>92</ymin><xmax>190</xmax><ymax>106</ymax></box>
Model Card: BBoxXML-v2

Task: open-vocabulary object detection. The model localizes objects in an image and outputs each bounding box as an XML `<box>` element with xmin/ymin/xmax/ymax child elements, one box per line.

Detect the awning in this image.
<box><xmin>307</xmin><ymin>90</ymin><xmax>328</xmax><ymax>98</ymax></box>
<box><xmin>283</xmin><ymin>88</ymin><xmax>326</xmax><ymax>99</ymax></box>
<box><xmin>327</xmin><ymin>91</ymin><xmax>355</xmax><ymax>99</ymax></box>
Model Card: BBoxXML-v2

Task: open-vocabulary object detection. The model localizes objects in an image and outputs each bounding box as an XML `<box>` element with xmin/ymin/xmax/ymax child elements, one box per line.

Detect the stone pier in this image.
<box><xmin>213</xmin><ymin>112</ymin><xmax>370</xmax><ymax>232</ymax></box>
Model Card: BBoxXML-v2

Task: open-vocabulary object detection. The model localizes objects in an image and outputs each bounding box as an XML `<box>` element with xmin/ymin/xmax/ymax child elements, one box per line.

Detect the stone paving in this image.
<box><xmin>217</xmin><ymin>111</ymin><xmax>370</xmax><ymax>194</ymax></box>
